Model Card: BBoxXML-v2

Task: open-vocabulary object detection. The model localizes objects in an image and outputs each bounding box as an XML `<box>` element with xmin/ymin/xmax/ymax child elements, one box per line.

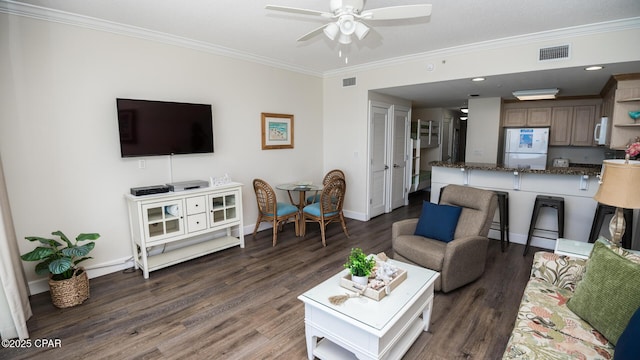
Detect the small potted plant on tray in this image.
<box><xmin>21</xmin><ymin>230</ymin><xmax>100</xmax><ymax>308</ymax></box>
<box><xmin>344</xmin><ymin>247</ymin><xmax>376</xmax><ymax>286</ymax></box>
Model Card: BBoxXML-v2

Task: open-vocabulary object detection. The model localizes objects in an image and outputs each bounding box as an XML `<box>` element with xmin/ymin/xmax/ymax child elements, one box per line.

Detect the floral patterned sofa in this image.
<box><xmin>502</xmin><ymin>245</ymin><xmax>640</xmax><ymax>360</ymax></box>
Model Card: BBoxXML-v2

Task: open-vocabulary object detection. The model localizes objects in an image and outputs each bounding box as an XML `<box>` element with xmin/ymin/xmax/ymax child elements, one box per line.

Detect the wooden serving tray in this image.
<box><xmin>339</xmin><ymin>268</ymin><xmax>407</xmax><ymax>301</ymax></box>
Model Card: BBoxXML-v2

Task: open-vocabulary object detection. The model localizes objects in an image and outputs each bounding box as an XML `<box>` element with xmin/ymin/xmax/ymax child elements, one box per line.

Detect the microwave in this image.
<box><xmin>594</xmin><ymin>117</ymin><xmax>608</xmax><ymax>145</ymax></box>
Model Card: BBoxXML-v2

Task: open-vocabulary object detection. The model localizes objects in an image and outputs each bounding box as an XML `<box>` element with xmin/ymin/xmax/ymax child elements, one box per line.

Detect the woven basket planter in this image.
<box><xmin>48</xmin><ymin>268</ymin><xmax>89</xmax><ymax>308</ymax></box>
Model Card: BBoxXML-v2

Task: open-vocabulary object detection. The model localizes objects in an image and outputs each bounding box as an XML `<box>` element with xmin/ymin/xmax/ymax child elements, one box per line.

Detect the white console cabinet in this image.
<box><xmin>125</xmin><ymin>182</ymin><xmax>244</xmax><ymax>278</ymax></box>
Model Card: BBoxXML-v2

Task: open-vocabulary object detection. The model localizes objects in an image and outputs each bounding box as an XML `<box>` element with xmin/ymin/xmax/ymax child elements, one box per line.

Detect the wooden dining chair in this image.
<box><xmin>252</xmin><ymin>179</ymin><xmax>299</xmax><ymax>246</ymax></box>
<box><xmin>302</xmin><ymin>177</ymin><xmax>349</xmax><ymax>246</ymax></box>
<box><xmin>306</xmin><ymin>169</ymin><xmax>345</xmax><ymax>204</ymax></box>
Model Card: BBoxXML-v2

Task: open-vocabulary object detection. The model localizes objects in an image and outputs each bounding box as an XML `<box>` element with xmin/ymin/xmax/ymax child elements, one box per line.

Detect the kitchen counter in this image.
<box><xmin>430</xmin><ymin>164</ymin><xmax>601</xmax><ymax>251</ymax></box>
<box><xmin>430</xmin><ymin>161</ymin><xmax>602</xmax><ymax>176</ymax></box>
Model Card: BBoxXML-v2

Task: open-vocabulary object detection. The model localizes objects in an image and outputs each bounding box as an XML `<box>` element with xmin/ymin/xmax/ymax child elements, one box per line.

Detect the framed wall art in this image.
<box><xmin>261</xmin><ymin>112</ymin><xmax>294</xmax><ymax>150</ymax></box>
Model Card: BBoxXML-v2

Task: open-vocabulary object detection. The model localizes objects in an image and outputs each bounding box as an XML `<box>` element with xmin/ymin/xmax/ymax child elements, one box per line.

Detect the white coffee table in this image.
<box><xmin>298</xmin><ymin>259</ymin><xmax>439</xmax><ymax>360</ymax></box>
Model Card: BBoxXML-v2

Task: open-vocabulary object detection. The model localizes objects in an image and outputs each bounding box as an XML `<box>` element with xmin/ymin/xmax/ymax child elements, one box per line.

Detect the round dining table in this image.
<box><xmin>276</xmin><ymin>183</ymin><xmax>323</xmax><ymax>210</ymax></box>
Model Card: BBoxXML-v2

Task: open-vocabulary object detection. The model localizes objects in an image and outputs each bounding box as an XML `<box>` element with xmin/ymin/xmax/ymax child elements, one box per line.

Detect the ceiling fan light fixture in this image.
<box><xmin>268</xmin><ymin>1</ymin><xmax>434</xmax><ymax>50</ymax></box>
<box><xmin>339</xmin><ymin>15</ymin><xmax>356</xmax><ymax>35</ymax></box>
<box><xmin>354</xmin><ymin>21</ymin><xmax>369</xmax><ymax>40</ymax></box>
<box><xmin>512</xmin><ymin>88</ymin><xmax>559</xmax><ymax>100</ymax></box>
<box><xmin>323</xmin><ymin>22</ymin><xmax>339</xmax><ymax>40</ymax></box>
<box><xmin>338</xmin><ymin>33</ymin><xmax>352</xmax><ymax>44</ymax></box>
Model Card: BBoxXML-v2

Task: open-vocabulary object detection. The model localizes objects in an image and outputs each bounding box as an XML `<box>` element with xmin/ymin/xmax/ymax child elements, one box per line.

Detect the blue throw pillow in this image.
<box><xmin>614</xmin><ymin>307</ymin><xmax>640</xmax><ymax>360</ymax></box>
<box><xmin>414</xmin><ymin>201</ymin><xmax>462</xmax><ymax>242</ymax></box>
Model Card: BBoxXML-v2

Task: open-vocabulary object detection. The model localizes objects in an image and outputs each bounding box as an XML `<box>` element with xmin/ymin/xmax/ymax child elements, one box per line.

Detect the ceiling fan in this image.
<box><xmin>266</xmin><ymin>0</ymin><xmax>433</xmax><ymax>45</ymax></box>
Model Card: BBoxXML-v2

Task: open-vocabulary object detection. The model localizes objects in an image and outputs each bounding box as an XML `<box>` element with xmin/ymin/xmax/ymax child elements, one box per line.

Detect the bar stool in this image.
<box><xmin>440</xmin><ymin>187</ymin><xmax>510</xmax><ymax>252</ymax></box>
<box><xmin>588</xmin><ymin>203</ymin><xmax>633</xmax><ymax>248</ymax></box>
<box><xmin>524</xmin><ymin>195</ymin><xmax>565</xmax><ymax>256</ymax></box>
<box><xmin>490</xmin><ymin>191</ymin><xmax>510</xmax><ymax>252</ymax></box>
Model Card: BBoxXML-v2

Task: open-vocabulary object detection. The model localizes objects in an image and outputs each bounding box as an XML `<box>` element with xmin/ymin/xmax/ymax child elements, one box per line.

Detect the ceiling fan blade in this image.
<box><xmin>265</xmin><ymin>5</ymin><xmax>333</xmax><ymax>18</ymax></box>
<box><xmin>362</xmin><ymin>4</ymin><xmax>432</xmax><ymax>20</ymax></box>
<box><xmin>297</xmin><ymin>24</ymin><xmax>329</xmax><ymax>41</ymax></box>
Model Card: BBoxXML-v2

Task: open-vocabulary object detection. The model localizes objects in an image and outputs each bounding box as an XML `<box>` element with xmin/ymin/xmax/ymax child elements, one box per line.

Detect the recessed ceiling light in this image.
<box><xmin>471</xmin><ymin>77</ymin><xmax>485</xmax><ymax>82</ymax></box>
<box><xmin>585</xmin><ymin>66</ymin><xmax>604</xmax><ymax>71</ymax></box>
<box><xmin>460</xmin><ymin>108</ymin><xmax>469</xmax><ymax>113</ymax></box>
<box><xmin>460</xmin><ymin>116</ymin><xmax>468</xmax><ymax>121</ymax></box>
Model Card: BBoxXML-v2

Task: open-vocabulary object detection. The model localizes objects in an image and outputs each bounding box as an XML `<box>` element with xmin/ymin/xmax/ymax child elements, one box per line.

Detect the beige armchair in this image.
<box><xmin>392</xmin><ymin>185</ymin><xmax>497</xmax><ymax>293</ymax></box>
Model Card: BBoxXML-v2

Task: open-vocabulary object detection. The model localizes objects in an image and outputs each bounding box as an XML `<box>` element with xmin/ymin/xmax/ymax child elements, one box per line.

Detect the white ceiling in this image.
<box><xmin>7</xmin><ymin>0</ymin><xmax>640</xmax><ymax>108</ymax></box>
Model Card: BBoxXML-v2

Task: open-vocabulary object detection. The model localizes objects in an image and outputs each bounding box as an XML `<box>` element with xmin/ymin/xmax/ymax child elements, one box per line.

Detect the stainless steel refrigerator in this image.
<box><xmin>503</xmin><ymin>128</ymin><xmax>549</xmax><ymax>170</ymax></box>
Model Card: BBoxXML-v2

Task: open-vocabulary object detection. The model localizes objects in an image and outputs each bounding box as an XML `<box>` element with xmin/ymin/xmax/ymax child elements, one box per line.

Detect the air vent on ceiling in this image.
<box><xmin>538</xmin><ymin>45</ymin><xmax>570</xmax><ymax>61</ymax></box>
<box><xmin>342</xmin><ymin>77</ymin><xmax>356</xmax><ymax>87</ymax></box>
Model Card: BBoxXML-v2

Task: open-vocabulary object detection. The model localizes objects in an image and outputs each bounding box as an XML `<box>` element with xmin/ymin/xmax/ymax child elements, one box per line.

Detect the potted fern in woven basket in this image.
<box><xmin>21</xmin><ymin>230</ymin><xmax>100</xmax><ymax>308</ymax></box>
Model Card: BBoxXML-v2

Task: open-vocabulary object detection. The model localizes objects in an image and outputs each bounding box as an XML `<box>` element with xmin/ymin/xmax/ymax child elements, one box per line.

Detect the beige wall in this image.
<box><xmin>0</xmin><ymin>14</ymin><xmax>323</xmax><ymax>292</ymax></box>
<box><xmin>324</xmin><ymin>25</ymin><xmax>640</xmax><ymax>217</ymax></box>
<box><xmin>465</xmin><ymin>97</ymin><xmax>502</xmax><ymax>163</ymax></box>
<box><xmin>2</xmin><ymin>11</ymin><xmax>640</xmax><ymax>292</ymax></box>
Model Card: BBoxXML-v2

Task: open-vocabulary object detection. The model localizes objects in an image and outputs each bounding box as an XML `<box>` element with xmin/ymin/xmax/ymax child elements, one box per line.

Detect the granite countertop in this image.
<box><xmin>430</xmin><ymin>161</ymin><xmax>602</xmax><ymax>176</ymax></box>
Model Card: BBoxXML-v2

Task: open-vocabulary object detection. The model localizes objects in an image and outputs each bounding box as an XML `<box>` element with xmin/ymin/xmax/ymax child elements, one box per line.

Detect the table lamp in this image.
<box><xmin>593</xmin><ymin>156</ymin><xmax>640</xmax><ymax>247</ymax></box>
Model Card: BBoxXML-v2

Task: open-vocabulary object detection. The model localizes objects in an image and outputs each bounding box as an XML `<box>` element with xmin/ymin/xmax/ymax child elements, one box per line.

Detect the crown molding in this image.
<box><xmin>1</xmin><ymin>1</ymin><xmax>638</xmax><ymax>79</ymax></box>
<box><xmin>0</xmin><ymin>0</ymin><xmax>324</xmax><ymax>77</ymax></box>
<box><xmin>323</xmin><ymin>17</ymin><xmax>640</xmax><ymax>78</ymax></box>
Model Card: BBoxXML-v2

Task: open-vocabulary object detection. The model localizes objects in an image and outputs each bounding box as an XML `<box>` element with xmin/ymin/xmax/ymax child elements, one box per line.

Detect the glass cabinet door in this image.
<box><xmin>142</xmin><ymin>200</ymin><xmax>185</xmax><ymax>241</ymax></box>
<box><xmin>208</xmin><ymin>190</ymin><xmax>239</xmax><ymax>227</ymax></box>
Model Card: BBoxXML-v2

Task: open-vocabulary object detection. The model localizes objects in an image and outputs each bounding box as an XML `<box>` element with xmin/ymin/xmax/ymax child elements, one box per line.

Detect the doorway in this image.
<box><xmin>368</xmin><ymin>101</ymin><xmax>410</xmax><ymax>219</ymax></box>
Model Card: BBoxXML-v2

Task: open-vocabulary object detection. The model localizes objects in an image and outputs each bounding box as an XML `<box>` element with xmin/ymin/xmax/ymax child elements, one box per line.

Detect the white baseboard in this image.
<box><xmin>488</xmin><ymin>229</ymin><xmax>556</xmax><ymax>250</ymax></box>
<box><xmin>343</xmin><ymin>209</ymin><xmax>366</xmax><ymax>221</ymax></box>
<box><xmin>27</xmin><ymin>256</ymin><xmax>134</xmax><ymax>295</ymax></box>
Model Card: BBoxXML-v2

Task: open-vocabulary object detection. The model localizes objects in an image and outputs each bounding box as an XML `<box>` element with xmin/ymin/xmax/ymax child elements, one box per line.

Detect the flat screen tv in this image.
<box><xmin>116</xmin><ymin>98</ymin><xmax>214</xmax><ymax>157</ymax></box>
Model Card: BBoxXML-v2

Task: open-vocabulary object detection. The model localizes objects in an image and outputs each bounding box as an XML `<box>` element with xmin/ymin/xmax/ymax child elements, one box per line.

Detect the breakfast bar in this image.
<box><xmin>430</xmin><ymin>162</ymin><xmax>604</xmax><ymax>250</ymax></box>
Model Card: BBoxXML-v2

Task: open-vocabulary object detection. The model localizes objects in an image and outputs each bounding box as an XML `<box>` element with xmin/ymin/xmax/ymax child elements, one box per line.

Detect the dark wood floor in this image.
<box><xmin>2</xmin><ymin>192</ymin><xmax>541</xmax><ymax>360</ymax></box>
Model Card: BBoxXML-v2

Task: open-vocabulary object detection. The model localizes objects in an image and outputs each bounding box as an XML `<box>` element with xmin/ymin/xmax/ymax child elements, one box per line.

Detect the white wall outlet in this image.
<box><xmin>138</xmin><ymin>160</ymin><xmax>146</xmax><ymax>169</ymax></box>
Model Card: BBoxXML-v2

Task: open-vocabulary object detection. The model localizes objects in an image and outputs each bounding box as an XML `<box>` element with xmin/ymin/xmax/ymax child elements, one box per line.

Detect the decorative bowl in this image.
<box><xmin>629</xmin><ymin>111</ymin><xmax>640</xmax><ymax>121</ymax></box>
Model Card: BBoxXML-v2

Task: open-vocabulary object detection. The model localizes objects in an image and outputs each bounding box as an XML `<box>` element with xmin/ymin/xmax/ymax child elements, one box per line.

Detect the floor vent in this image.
<box><xmin>539</xmin><ymin>45</ymin><xmax>570</xmax><ymax>61</ymax></box>
<box><xmin>343</xmin><ymin>77</ymin><xmax>356</xmax><ymax>87</ymax></box>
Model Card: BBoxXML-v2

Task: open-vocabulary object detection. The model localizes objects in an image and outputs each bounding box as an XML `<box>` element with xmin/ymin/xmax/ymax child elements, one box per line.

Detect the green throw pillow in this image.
<box><xmin>567</xmin><ymin>241</ymin><xmax>640</xmax><ymax>345</ymax></box>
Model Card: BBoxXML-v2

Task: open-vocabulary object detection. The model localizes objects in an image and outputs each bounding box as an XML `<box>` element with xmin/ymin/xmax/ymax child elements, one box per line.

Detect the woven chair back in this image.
<box><xmin>319</xmin><ymin>178</ymin><xmax>345</xmax><ymax>215</ymax></box>
<box><xmin>322</xmin><ymin>169</ymin><xmax>345</xmax><ymax>185</ymax></box>
<box><xmin>253</xmin><ymin>179</ymin><xmax>277</xmax><ymax>215</ymax></box>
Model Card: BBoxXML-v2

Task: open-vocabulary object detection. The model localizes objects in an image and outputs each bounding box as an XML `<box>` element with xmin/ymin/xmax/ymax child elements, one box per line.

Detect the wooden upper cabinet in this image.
<box><xmin>571</xmin><ymin>105</ymin><xmax>597</xmax><ymax>146</ymax></box>
<box><xmin>549</xmin><ymin>105</ymin><xmax>598</xmax><ymax>146</ymax></box>
<box><xmin>503</xmin><ymin>108</ymin><xmax>551</xmax><ymax>127</ymax></box>
<box><xmin>503</xmin><ymin>108</ymin><xmax>527</xmax><ymax>127</ymax></box>
<box><xmin>549</xmin><ymin>107</ymin><xmax>573</xmax><ymax>146</ymax></box>
<box><xmin>527</xmin><ymin>108</ymin><xmax>552</xmax><ymax>126</ymax></box>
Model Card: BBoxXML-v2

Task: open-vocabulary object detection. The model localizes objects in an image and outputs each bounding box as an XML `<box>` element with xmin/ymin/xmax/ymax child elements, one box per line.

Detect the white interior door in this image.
<box><xmin>369</xmin><ymin>102</ymin><xmax>389</xmax><ymax>218</ymax></box>
<box><xmin>391</xmin><ymin>106</ymin><xmax>410</xmax><ymax>210</ymax></box>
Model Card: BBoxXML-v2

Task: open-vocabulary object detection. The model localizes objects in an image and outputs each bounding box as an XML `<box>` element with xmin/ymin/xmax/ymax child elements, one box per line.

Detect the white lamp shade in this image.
<box><xmin>323</xmin><ymin>22</ymin><xmax>339</xmax><ymax>41</ymax></box>
<box><xmin>338</xmin><ymin>33</ymin><xmax>352</xmax><ymax>44</ymax></box>
<box><xmin>354</xmin><ymin>22</ymin><xmax>369</xmax><ymax>40</ymax></box>
<box><xmin>339</xmin><ymin>16</ymin><xmax>356</xmax><ymax>35</ymax></box>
